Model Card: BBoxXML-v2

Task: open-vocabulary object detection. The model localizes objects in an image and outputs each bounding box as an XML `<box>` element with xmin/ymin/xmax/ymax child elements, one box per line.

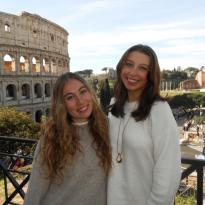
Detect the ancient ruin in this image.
<box><xmin>0</xmin><ymin>11</ymin><xmax>70</xmax><ymax>121</ymax></box>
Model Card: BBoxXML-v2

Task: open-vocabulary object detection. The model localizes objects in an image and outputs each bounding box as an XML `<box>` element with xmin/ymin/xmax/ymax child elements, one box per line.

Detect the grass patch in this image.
<box><xmin>160</xmin><ymin>90</ymin><xmax>184</xmax><ymax>97</ymax></box>
<box><xmin>175</xmin><ymin>195</ymin><xmax>195</xmax><ymax>205</ymax></box>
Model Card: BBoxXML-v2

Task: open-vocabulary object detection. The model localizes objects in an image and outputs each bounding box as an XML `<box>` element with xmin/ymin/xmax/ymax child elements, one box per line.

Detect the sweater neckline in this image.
<box><xmin>124</xmin><ymin>100</ymin><xmax>139</xmax><ymax>113</ymax></box>
<box><xmin>72</xmin><ymin>121</ymin><xmax>88</xmax><ymax>126</ymax></box>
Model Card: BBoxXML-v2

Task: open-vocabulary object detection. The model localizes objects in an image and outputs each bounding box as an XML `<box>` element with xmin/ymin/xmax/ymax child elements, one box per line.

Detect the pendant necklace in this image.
<box><xmin>116</xmin><ymin>115</ymin><xmax>131</xmax><ymax>163</ymax></box>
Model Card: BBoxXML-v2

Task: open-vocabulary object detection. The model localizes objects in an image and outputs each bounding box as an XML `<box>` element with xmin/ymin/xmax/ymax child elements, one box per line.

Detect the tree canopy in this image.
<box><xmin>75</xmin><ymin>69</ymin><xmax>93</xmax><ymax>77</ymax></box>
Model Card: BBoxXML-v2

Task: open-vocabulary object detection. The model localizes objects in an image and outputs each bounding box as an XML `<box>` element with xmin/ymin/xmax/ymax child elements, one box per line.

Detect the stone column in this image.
<box><xmin>40</xmin><ymin>55</ymin><xmax>44</xmax><ymax>74</ymax></box>
<box><xmin>29</xmin><ymin>55</ymin><xmax>33</xmax><ymax>74</ymax></box>
<box><xmin>0</xmin><ymin>52</ymin><xmax>3</xmax><ymax>75</ymax></box>
<box><xmin>16</xmin><ymin>52</ymin><xmax>20</xmax><ymax>74</ymax></box>
<box><xmin>49</xmin><ymin>57</ymin><xmax>52</xmax><ymax>74</ymax></box>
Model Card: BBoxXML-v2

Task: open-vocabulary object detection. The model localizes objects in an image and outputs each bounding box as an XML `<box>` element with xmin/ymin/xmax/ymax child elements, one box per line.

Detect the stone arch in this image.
<box><xmin>63</xmin><ymin>60</ymin><xmax>68</xmax><ymax>71</ymax></box>
<box><xmin>63</xmin><ymin>60</ymin><xmax>66</xmax><ymax>68</ymax></box>
<box><xmin>34</xmin><ymin>83</ymin><xmax>42</xmax><ymax>98</ymax></box>
<box><xmin>35</xmin><ymin>110</ymin><xmax>43</xmax><ymax>122</ymax></box>
<box><xmin>6</xmin><ymin>84</ymin><xmax>17</xmax><ymax>101</ymax></box>
<box><xmin>45</xmin><ymin>83</ymin><xmax>51</xmax><ymax>97</ymax></box>
<box><xmin>50</xmin><ymin>34</ymin><xmax>55</xmax><ymax>42</ymax></box>
<box><xmin>3</xmin><ymin>54</ymin><xmax>16</xmax><ymax>72</ymax></box>
<box><xmin>21</xmin><ymin>83</ymin><xmax>30</xmax><ymax>99</ymax></box>
<box><xmin>42</xmin><ymin>58</ymin><xmax>49</xmax><ymax>73</ymax></box>
<box><xmin>58</xmin><ymin>59</ymin><xmax>62</xmax><ymax>66</ymax></box>
<box><xmin>4</xmin><ymin>23</ymin><xmax>11</xmax><ymax>32</ymax></box>
<box><xmin>32</xmin><ymin>56</ymin><xmax>40</xmax><ymax>73</ymax></box>
<box><xmin>32</xmin><ymin>29</ymin><xmax>39</xmax><ymax>38</ymax></box>
<box><xmin>51</xmin><ymin>59</ymin><xmax>57</xmax><ymax>73</ymax></box>
<box><xmin>20</xmin><ymin>56</ymin><xmax>29</xmax><ymax>72</ymax></box>
<box><xmin>58</xmin><ymin>59</ymin><xmax>63</xmax><ymax>74</ymax></box>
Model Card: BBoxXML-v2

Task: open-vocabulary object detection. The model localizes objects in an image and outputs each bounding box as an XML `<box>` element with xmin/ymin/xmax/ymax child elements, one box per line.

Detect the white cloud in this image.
<box><xmin>70</xmin><ymin>20</ymin><xmax>205</xmax><ymax>53</ymax></box>
<box><xmin>69</xmin><ymin>18</ymin><xmax>205</xmax><ymax>72</ymax></box>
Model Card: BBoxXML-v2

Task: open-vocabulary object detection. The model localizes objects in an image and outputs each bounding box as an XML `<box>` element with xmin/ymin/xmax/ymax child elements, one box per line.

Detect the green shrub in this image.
<box><xmin>187</xmin><ymin>92</ymin><xmax>205</xmax><ymax>107</ymax></box>
<box><xmin>0</xmin><ymin>107</ymin><xmax>41</xmax><ymax>139</ymax></box>
<box><xmin>169</xmin><ymin>94</ymin><xmax>195</xmax><ymax>109</ymax></box>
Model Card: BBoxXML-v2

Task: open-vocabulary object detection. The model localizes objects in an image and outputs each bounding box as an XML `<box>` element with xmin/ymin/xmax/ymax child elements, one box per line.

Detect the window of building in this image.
<box><xmin>5</xmin><ymin>24</ymin><xmax>10</xmax><ymax>32</ymax></box>
<box><xmin>6</xmin><ymin>84</ymin><xmax>16</xmax><ymax>101</ymax></box>
<box><xmin>51</xmin><ymin>34</ymin><xmax>54</xmax><ymax>42</ymax></box>
<box><xmin>45</xmin><ymin>83</ymin><xmax>51</xmax><ymax>97</ymax></box>
<box><xmin>34</xmin><ymin>83</ymin><xmax>42</xmax><ymax>98</ymax></box>
<box><xmin>21</xmin><ymin>84</ymin><xmax>30</xmax><ymax>99</ymax></box>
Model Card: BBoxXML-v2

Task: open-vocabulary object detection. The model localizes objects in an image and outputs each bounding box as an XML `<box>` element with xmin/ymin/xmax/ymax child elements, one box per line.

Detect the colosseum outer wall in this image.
<box><xmin>0</xmin><ymin>11</ymin><xmax>70</xmax><ymax>122</ymax></box>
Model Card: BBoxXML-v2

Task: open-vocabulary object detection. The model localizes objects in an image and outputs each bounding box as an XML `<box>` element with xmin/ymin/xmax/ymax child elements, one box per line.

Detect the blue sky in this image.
<box><xmin>1</xmin><ymin>0</ymin><xmax>205</xmax><ymax>74</ymax></box>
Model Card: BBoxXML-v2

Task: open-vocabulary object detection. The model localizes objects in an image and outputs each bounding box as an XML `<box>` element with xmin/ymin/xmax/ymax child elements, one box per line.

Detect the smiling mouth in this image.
<box><xmin>127</xmin><ymin>77</ymin><xmax>139</xmax><ymax>83</ymax></box>
<box><xmin>78</xmin><ymin>105</ymin><xmax>88</xmax><ymax>112</ymax></box>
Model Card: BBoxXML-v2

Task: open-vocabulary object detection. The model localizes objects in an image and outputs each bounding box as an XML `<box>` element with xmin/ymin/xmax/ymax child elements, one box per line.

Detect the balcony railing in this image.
<box><xmin>0</xmin><ymin>136</ymin><xmax>38</xmax><ymax>205</ymax></box>
<box><xmin>1</xmin><ymin>136</ymin><xmax>205</xmax><ymax>205</ymax></box>
<box><xmin>181</xmin><ymin>156</ymin><xmax>205</xmax><ymax>205</ymax></box>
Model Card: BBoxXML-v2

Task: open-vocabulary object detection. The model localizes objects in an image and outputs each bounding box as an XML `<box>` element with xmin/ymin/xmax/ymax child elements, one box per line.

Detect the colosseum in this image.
<box><xmin>0</xmin><ymin>11</ymin><xmax>70</xmax><ymax>122</ymax></box>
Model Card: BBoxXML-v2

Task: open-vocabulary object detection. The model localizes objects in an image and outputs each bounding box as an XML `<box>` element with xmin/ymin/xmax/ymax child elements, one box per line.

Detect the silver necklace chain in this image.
<box><xmin>116</xmin><ymin>115</ymin><xmax>131</xmax><ymax>163</ymax></box>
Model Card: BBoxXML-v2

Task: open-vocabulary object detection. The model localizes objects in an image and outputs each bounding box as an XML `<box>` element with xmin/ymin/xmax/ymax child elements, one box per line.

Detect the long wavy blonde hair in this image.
<box><xmin>40</xmin><ymin>72</ymin><xmax>112</xmax><ymax>181</ymax></box>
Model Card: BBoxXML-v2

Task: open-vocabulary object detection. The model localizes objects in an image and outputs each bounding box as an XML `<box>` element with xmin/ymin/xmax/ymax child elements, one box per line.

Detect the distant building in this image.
<box><xmin>179</xmin><ymin>79</ymin><xmax>200</xmax><ymax>90</ymax></box>
<box><xmin>195</xmin><ymin>67</ymin><xmax>205</xmax><ymax>88</ymax></box>
<box><xmin>179</xmin><ymin>67</ymin><xmax>205</xmax><ymax>90</ymax></box>
<box><xmin>0</xmin><ymin>11</ymin><xmax>70</xmax><ymax>122</ymax></box>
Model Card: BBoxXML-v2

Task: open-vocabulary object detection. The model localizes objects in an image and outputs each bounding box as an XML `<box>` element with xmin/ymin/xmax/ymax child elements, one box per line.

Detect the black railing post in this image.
<box><xmin>3</xmin><ymin>171</ymin><xmax>8</xmax><ymax>202</ymax></box>
<box><xmin>181</xmin><ymin>157</ymin><xmax>205</xmax><ymax>205</ymax></box>
<box><xmin>196</xmin><ymin>166</ymin><xmax>203</xmax><ymax>205</ymax></box>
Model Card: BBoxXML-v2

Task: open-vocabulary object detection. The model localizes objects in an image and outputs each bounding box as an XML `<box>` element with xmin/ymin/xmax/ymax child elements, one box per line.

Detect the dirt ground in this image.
<box><xmin>0</xmin><ymin>178</ymin><xmax>28</xmax><ymax>205</ymax></box>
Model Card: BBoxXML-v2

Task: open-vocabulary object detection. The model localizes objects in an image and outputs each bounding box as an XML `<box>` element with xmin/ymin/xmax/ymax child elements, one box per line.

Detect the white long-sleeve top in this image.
<box><xmin>107</xmin><ymin>100</ymin><xmax>181</xmax><ymax>205</ymax></box>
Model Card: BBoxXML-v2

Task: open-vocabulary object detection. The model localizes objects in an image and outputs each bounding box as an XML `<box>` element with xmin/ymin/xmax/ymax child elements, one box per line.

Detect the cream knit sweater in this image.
<box><xmin>107</xmin><ymin>101</ymin><xmax>181</xmax><ymax>205</ymax></box>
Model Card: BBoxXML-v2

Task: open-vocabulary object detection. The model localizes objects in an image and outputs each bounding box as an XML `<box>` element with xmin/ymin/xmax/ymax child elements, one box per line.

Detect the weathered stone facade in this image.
<box><xmin>0</xmin><ymin>11</ymin><xmax>70</xmax><ymax>121</ymax></box>
<box><xmin>179</xmin><ymin>79</ymin><xmax>200</xmax><ymax>90</ymax></box>
<box><xmin>179</xmin><ymin>68</ymin><xmax>205</xmax><ymax>91</ymax></box>
<box><xmin>195</xmin><ymin>67</ymin><xmax>205</xmax><ymax>88</ymax></box>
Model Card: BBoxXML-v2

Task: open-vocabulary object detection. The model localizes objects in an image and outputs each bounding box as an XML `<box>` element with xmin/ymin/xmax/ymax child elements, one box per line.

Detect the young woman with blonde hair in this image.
<box><xmin>24</xmin><ymin>72</ymin><xmax>112</xmax><ymax>205</ymax></box>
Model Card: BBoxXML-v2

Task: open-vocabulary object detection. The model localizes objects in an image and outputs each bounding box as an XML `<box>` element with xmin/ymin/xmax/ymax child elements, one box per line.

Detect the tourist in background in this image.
<box><xmin>100</xmin><ymin>78</ymin><xmax>111</xmax><ymax>114</ymax></box>
<box><xmin>107</xmin><ymin>44</ymin><xmax>181</xmax><ymax>205</ymax></box>
<box><xmin>24</xmin><ymin>72</ymin><xmax>112</xmax><ymax>205</ymax></box>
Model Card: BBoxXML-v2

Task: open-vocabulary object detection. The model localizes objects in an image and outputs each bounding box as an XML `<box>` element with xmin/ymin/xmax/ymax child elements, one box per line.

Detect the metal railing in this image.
<box><xmin>181</xmin><ymin>156</ymin><xmax>205</xmax><ymax>205</ymax></box>
<box><xmin>0</xmin><ymin>136</ymin><xmax>38</xmax><ymax>205</ymax></box>
<box><xmin>1</xmin><ymin>136</ymin><xmax>205</xmax><ymax>205</ymax></box>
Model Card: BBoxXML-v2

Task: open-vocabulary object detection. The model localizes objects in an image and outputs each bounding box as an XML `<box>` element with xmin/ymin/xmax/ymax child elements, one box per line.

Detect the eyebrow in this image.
<box><xmin>63</xmin><ymin>85</ymin><xmax>87</xmax><ymax>98</ymax></box>
<box><xmin>126</xmin><ymin>59</ymin><xmax>149</xmax><ymax>67</ymax></box>
<box><xmin>140</xmin><ymin>64</ymin><xmax>149</xmax><ymax>67</ymax></box>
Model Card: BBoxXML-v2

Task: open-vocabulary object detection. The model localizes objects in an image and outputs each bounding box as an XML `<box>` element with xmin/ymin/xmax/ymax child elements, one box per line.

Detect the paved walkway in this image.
<box><xmin>177</xmin><ymin>116</ymin><xmax>205</xmax><ymax>157</ymax></box>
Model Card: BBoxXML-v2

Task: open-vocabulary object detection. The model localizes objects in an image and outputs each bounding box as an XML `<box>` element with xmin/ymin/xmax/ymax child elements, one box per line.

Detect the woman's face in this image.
<box><xmin>120</xmin><ymin>51</ymin><xmax>150</xmax><ymax>101</ymax></box>
<box><xmin>63</xmin><ymin>79</ymin><xmax>93</xmax><ymax>123</ymax></box>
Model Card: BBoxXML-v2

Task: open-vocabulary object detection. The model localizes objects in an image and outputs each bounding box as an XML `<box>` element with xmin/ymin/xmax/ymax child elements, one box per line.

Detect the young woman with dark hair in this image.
<box><xmin>107</xmin><ymin>44</ymin><xmax>181</xmax><ymax>205</ymax></box>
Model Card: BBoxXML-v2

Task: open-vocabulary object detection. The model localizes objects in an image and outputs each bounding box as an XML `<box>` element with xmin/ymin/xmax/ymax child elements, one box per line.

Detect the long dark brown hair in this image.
<box><xmin>111</xmin><ymin>44</ymin><xmax>166</xmax><ymax>121</ymax></box>
<box><xmin>40</xmin><ymin>72</ymin><xmax>112</xmax><ymax>181</ymax></box>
